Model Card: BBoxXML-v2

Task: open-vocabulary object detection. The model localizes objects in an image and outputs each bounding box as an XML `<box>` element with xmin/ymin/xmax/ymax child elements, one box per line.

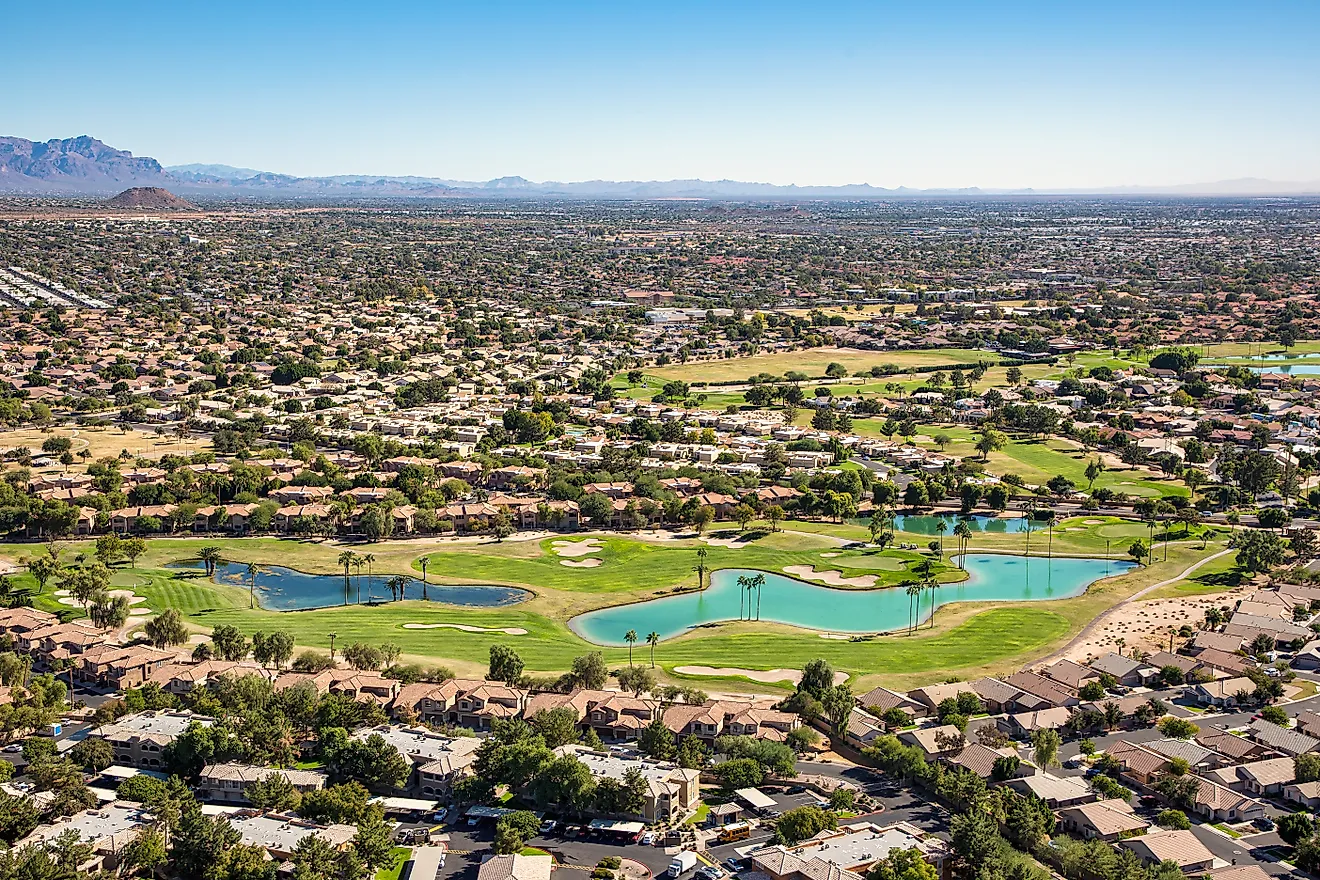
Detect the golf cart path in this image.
<box><xmin>1031</xmin><ymin>547</ymin><xmax>1235</xmax><ymax>668</ymax></box>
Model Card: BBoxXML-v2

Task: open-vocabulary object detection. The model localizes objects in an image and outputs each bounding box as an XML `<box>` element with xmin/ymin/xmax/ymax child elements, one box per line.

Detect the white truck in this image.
<box><xmin>668</xmin><ymin>851</ymin><xmax>700</xmax><ymax>877</ymax></box>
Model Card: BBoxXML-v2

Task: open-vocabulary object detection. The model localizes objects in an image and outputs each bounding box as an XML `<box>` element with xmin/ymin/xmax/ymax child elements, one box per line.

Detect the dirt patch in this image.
<box><xmin>560</xmin><ymin>558</ymin><xmax>602</xmax><ymax>568</ymax></box>
<box><xmin>783</xmin><ymin>565</ymin><xmax>878</xmax><ymax>588</ymax></box>
<box><xmin>674</xmin><ymin>665</ymin><xmax>849</xmax><ymax>685</ymax></box>
<box><xmin>401</xmin><ymin>623</ymin><xmax>529</xmax><ymax>635</ymax></box>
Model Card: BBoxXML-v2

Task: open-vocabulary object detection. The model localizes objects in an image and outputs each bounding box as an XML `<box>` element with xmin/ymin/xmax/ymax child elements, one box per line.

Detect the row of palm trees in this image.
<box><xmin>623</xmin><ymin>629</ymin><xmax>662</xmax><ymax>666</ymax></box>
<box><xmin>335</xmin><ymin>549</ymin><xmax>434</xmax><ymax>604</ymax></box>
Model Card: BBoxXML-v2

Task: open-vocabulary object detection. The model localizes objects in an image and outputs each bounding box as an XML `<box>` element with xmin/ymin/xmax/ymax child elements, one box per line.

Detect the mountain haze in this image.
<box><xmin>1</xmin><ymin>135</ymin><xmax>1318</xmax><ymax>198</ymax></box>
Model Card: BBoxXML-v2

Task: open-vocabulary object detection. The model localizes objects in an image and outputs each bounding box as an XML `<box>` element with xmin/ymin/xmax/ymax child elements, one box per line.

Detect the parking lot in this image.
<box><xmin>436</xmin><ymin>819</ymin><xmax>677</xmax><ymax>879</ymax></box>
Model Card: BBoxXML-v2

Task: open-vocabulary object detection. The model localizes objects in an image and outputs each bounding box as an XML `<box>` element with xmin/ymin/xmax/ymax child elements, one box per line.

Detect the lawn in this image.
<box><xmin>376</xmin><ymin>848</ymin><xmax>412</xmax><ymax>880</ymax></box>
<box><xmin>1143</xmin><ymin>550</ymin><xmax>1243</xmax><ymax>600</ymax></box>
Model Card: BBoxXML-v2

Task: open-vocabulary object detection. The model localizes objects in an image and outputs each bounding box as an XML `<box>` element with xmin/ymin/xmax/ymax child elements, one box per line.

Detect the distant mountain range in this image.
<box><xmin>3</xmin><ymin>135</ymin><xmax>1319</xmax><ymax>199</ymax></box>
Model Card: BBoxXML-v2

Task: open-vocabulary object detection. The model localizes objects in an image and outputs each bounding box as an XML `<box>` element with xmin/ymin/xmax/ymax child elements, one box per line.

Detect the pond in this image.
<box><xmin>568</xmin><ymin>554</ymin><xmax>1133</xmax><ymax>645</ymax></box>
<box><xmin>1248</xmin><ymin>364</ymin><xmax>1320</xmax><ymax>375</ymax></box>
<box><xmin>850</xmin><ymin>513</ymin><xmax>1033</xmax><ymax>535</ymax></box>
<box><xmin>170</xmin><ymin>560</ymin><xmax>531</xmax><ymax>611</ymax></box>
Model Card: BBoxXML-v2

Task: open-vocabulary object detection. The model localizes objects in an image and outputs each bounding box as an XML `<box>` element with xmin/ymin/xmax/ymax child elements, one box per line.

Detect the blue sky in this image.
<box><xmin>5</xmin><ymin>1</ymin><xmax>1319</xmax><ymax>187</ymax></box>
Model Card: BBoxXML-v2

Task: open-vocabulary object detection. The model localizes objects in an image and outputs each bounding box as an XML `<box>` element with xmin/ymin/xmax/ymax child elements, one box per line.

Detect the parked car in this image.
<box><xmin>640</xmin><ymin>832</ymin><xmax>658</xmax><ymax>846</ymax></box>
<box><xmin>539</xmin><ymin>820</ymin><xmax>557</xmax><ymax>835</ymax></box>
<box><xmin>725</xmin><ymin>858</ymin><xmax>746</xmax><ymax>873</ymax></box>
<box><xmin>1253</xmin><ymin>817</ymin><xmax>1275</xmax><ymax>831</ymax></box>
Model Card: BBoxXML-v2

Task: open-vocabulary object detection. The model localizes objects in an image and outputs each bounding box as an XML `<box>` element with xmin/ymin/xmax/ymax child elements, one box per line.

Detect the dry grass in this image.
<box><xmin>0</xmin><ymin>426</ymin><xmax>208</xmax><ymax>473</ymax></box>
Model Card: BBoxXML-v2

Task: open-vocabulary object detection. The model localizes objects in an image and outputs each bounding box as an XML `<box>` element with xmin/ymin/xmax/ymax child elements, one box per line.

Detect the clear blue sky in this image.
<box><xmin>5</xmin><ymin>1</ymin><xmax>1319</xmax><ymax>187</ymax></box>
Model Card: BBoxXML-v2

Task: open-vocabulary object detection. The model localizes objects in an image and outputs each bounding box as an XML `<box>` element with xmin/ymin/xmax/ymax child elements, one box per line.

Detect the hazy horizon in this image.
<box><xmin>6</xmin><ymin>0</ymin><xmax>1319</xmax><ymax>189</ymax></box>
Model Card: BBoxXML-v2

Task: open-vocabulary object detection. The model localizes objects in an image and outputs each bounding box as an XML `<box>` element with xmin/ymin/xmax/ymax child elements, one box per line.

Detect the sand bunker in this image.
<box><xmin>560</xmin><ymin>558</ymin><xmax>602</xmax><ymax>568</ymax></box>
<box><xmin>700</xmin><ymin>536</ymin><xmax>750</xmax><ymax>549</ymax></box>
<box><xmin>1084</xmin><ymin>520</ymin><xmax>1105</xmax><ymax>525</ymax></box>
<box><xmin>551</xmin><ymin>538</ymin><xmax>604</xmax><ymax>557</ymax></box>
<box><xmin>55</xmin><ymin>588</ymin><xmax>147</xmax><ymax>609</ymax></box>
<box><xmin>402</xmin><ymin>622</ymin><xmax>528</xmax><ymax>635</ymax></box>
<box><xmin>675</xmin><ymin>665</ymin><xmax>849</xmax><ymax>685</ymax></box>
<box><xmin>783</xmin><ymin>565</ymin><xmax>878</xmax><ymax>588</ymax></box>
<box><xmin>820</xmin><ymin>552</ymin><xmax>840</xmax><ymax>558</ymax></box>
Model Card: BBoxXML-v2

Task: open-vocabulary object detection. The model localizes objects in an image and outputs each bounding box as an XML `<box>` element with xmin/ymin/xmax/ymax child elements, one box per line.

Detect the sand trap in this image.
<box><xmin>402</xmin><ymin>623</ymin><xmax>528</xmax><ymax>635</ymax></box>
<box><xmin>551</xmin><ymin>538</ymin><xmax>604</xmax><ymax>558</ymax></box>
<box><xmin>819</xmin><ymin>633</ymin><xmax>853</xmax><ymax>640</ymax></box>
<box><xmin>1084</xmin><ymin>520</ymin><xmax>1105</xmax><ymax>525</ymax></box>
<box><xmin>820</xmin><ymin>552</ymin><xmax>840</xmax><ymax>558</ymax></box>
<box><xmin>675</xmin><ymin>665</ymin><xmax>849</xmax><ymax>685</ymax></box>
<box><xmin>560</xmin><ymin>558</ymin><xmax>602</xmax><ymax>568</ymax></box>
<box><xmin>57</xmin><ymin>589</ymin><xmax>147</xmax><ymax>609</ymax></box>
<box><xmin>783</xmin><ymin>565</ymin><xmax>878</xmax><ymax>588</ymax></box>
<box><xmin>700</xmin><ymin>536</ymin><xmax>750</xmax><ymax>549</ymax></box>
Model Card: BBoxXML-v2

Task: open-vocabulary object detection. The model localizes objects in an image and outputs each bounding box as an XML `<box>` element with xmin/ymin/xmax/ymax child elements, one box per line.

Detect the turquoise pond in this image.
<box><xmin>849</xmin><ymin>513</ymin><xmax>1033</xmax><ymax>535</ymax></box>
<box><xmin>568</xmin><ymin>555</ymin><xmax>1134</xmax><ymax>645</ymax></box>
<box><xmin>1248</xmin><ymin>364</ymin><xmax>1320</xmax><ymax>375</ymax></box>
<box><xmin>169</xmin><ymin>560</ymin><xmax>530</xmax><ymax>611</ymax></box>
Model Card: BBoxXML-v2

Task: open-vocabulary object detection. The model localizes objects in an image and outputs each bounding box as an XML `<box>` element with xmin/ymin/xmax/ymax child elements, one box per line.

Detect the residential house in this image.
<box><xmin>94</xmin><ymin>710</ymin><xmax>215</xmax><ymax>769</ymax></box>
<box><xmin>555</xmin><ymin>745</ymin><xmax>699</xmax><ymax>822</ymax></box>
<box><xmin>1057</xmin><ymin>799</ymin><xmax>1150</xmax><ymax>841</ymax></box>
<box><xmin>1118</xmin><ymin>830</ymin><xmax>1215</xmax><ymax>872</ymax></box>
<box><xmin>197</xmin><ymin>763</ymin><xmax>327</xmax><ymax>804</ymax></box>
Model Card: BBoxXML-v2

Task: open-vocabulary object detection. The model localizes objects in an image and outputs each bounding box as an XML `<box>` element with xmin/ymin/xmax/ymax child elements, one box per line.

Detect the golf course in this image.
<box><xmin>1</xmin><ymin>514</ymin><xmax>1236</xmax><ymax>691</ymax></box>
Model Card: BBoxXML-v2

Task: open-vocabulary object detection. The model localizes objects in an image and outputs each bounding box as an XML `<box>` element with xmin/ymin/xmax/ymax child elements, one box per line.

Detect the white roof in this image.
<box><xmin>735</xmin><ymin>787</ymin><xmax>777</xmax><ymax>809</ymax></box>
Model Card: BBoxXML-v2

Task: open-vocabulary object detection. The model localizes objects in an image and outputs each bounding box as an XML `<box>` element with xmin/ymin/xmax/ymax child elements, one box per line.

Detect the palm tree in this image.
<box><xmin>934</xmin><ymin>518</ymin><xmax>948</xmax><ymax>560</ymax></box>
<box><xmin>646</xmin><ymin>631</ymin><xmax>660</xmax><ymax>667</ymax></box>
<box><xmin>694</xmin><ymin>548</ymin><xmax>708</xmax><ymax>590</ymax></box>
<box><xmin>925</xmin><ymin>577</ymin><xmax>938</xmax><ymax>628</ymax></box>
<box><xmin>363</xmin><ymin>553</ymin><xmax>376</xmax><ymax>598</ymax></box>
<box><xmin>419</xmin><ymin>556</ymin><xmax>430</xmax><ymax>601</ymax></box>
<box><xmin>905</xmin><ymin>583</ymin><xmax>922</xmax><ymax>634</ymax></box>
<box><xmin>352</xmin><ymin>557</ymin><xmax>365</xmax><ymax>603</ymax></box>
<box><xmin>337</xmin><ymin>550</ymin><xmax>356</xmax><ymax>606</ymax></box>
<box><xmin>198</xmin><ymin>546</ymin><xmax>223</xmax><ymax>576</ymax></box>
<box><xmin>953</xmin><ymin>521</ymin><xmax>973</xmax><ymax>570</ymax></box>
<box><xmin>1046</xmin><ymin>515</ymin><xmax>1057</xmax><ymax>559</ymax></box>
<box><xmin>387</xmin><ymin>575</ymin><xmax>408</xmax><ymax>601</ymax></box>
<box><xmin>246</xmin><ymin>561</ymin><xmax>259</xmax><ymax>610</ymax></box>
<box><xmin>328</xmin><ymin>632</ymin><xmax>338</xmax><ymax>663</ymax></box>
<box><xmin>625</xmin><ymin>629</ymin><xmax>638</xmax><ymax>665</ymax></box>
<box><xmin>752</xmin><ymin>572</ymin><xmax>765</xmax><ymax>620</ymax></box>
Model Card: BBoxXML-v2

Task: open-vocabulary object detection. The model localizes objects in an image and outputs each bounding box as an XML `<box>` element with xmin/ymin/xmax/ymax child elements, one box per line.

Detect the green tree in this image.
<box><xmin>1031</xmin><ymin>728</ymin><xmax>1061</xmax><ymax>769</ymax></box>
<box><xmin>246</xmin><ymin>773</ymin><xmax>303</xmax><ymax>812</ymax></box>
<box><xmin>489</xmin><ymin>644</ymin><xmax>525</xmax><ymax>684</ymax></box>
<box><xmin>492</xmin><ymin>810</ymin><xmax>542</xmax><ymax>854</ymax></box>
<box><xmin>145</xmin><ymin>608</ymin><xmax>189</xmax><ymax>648</ymax></box>
<box><xmin>775</xmin><ymin>806</ymin><xmax>837</xmax><ymax>844</ymax></box>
